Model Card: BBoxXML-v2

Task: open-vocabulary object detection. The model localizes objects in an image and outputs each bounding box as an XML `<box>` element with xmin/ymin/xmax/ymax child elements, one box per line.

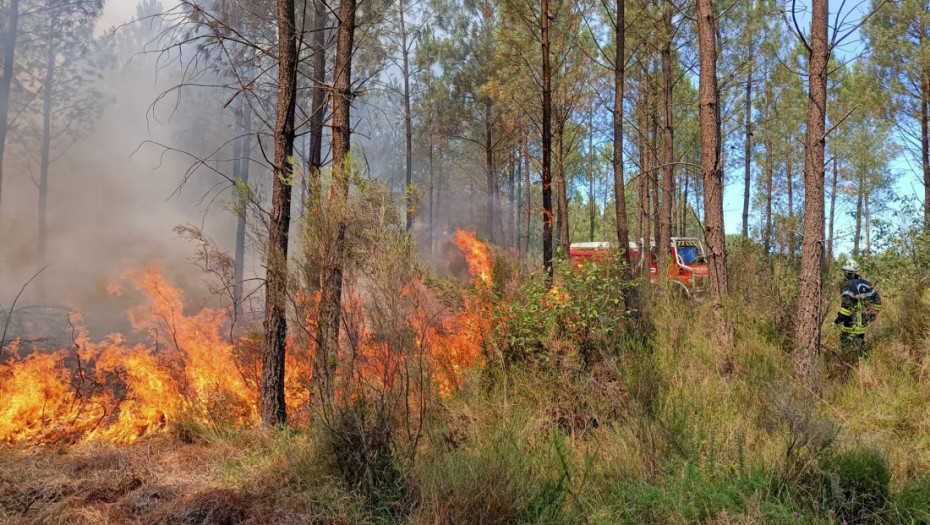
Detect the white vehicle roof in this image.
<box><xmin>569</xmin><ymin>242</ymin><xmax>616</xmax><ymax>249</ymax></box>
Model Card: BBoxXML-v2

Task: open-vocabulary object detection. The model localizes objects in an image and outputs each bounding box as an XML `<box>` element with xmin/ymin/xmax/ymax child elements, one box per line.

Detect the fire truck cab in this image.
<box><xmin>568</xmin><ymin>237</ymin><xmax>708</xmax><ymax>297</ymax></box>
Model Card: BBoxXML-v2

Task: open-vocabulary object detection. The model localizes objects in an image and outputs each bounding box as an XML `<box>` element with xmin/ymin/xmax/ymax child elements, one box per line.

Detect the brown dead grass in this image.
<box><xmin>0</xmin><ymin>436</ymin><xmax>279</xmax><ymax>525</ymax></box>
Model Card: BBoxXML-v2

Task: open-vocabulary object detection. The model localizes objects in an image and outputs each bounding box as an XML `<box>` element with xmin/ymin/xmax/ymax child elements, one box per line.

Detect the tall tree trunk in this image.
<box><xmin>509</xmin><ymin>155</ymin><xmax>516</xmax><ymax>247</ymax></box>
<box><xmin>678</xmin><ymin>171</ymin><xmax>691</xmax><ymax>237</ymax></box>
<box><xmin>485</xmin><ymin>102</ymin><xmax>496</xmax><ymax>242</ymax></box>
<box><xmin>317</xmin><ymin>0</ymin><xmax>357</xmax><ymax>415</ymax></box>
<box><xmin>307</xmin><ymin>0</ymin><xmax>327</xmax><ymax>247</ymax></box>
<box><xmin>524</xmin><ymin>139</ymin><xmax>532</xmax><ymax>257</ymax></box>
<box><xmin>795</xmin><ymin>0</ymin><xmax>829</xmax><ymax>393</ymax></box>
<box><xmin>541</xmin><ymin>0</ymin><xmax>553</xmax><ymax>278</ymax></box>
<box><xmin>787</xmin><ymin>145</ymin><xmax>794</xmax><ymax>256</ymax></box>
<box><xmin>437</xmin><ymin>143</ymin><xmax>444</xmax><ymax>237</ymax></box>
<box><xmin>556</xmin><ymin>118</ymin><xmax>570</xmax><ymax>251</ymax></box>
<box><xmin>864</xmin><ymin>184</ymin><xmax>871</xmax><ymax>255</ymax></box>
<box><xmin>612</xmin><ymin>0</ymin><xmax>637</xmax><ymax>318</ymax></box>
<box><xmin>400</xmin><ymin>0</ymin><xmax>414</xmax><ymax>232</ymax></box>
<box><xmin>827</xmin><ymin>153</ymin><xmax>837</xmax><ymax>263</ymax></box>
<box><xmin>309</xmin><ymin>0</ymin><xmax>327</xmax><ymax>178</ymax></box>
<box><xmin>853</xmin><ymin>171</ymin><xmax>863</xmax><ymax>257</ymax></box>
<box><xmin>650</xmin><ymin>91</ymin><xmax>659</xmax><ymax>259</ymax></box>
<box><xmin>639</xmin><ymin>68</ymin><xmax>652</xmax><ymax>283</ymax></box>
<box><xmin>658</xmin><ymin>16</ymin><xmax>674</xmax><ymax>285</ymax></box>
<box><xmin>516</xmin><ymin>150</ymin><xmax>522</xmax><ymax>255</ymax></box>
<box><xmin>0</xmin><ymin>0</ymin><xmax>20</xmax><ymax>210</ymax></box>
<box><xmin>260</xmin><ymin>0</ymin><xmax>299</xmax><ymax>427</ymax></box>
<box><xmin>233</xmin><ymin>102</ymin><xmax>252</xmax><ymax>317</ymax></box>
<box><xmin>427</xmin><ymin>112</ymin><xmax>435</xmax><ymax>254</ymax></box>
<box><xmin>696</xmin><ymin>0</ymin><xmax>732</xmax><ymax>347</ymax></box>
<box><xmin>763</xmin><ymin>74</ymin><xmax>774</xmax><ymax>254</ymax></box>
<box><xmin>742</xmin><ymin>42</ymin><xmax>754</xmax><ymax>239</ymax></box>
<box><xmin>922</xmin><ymin>71</ymin><xmax>929</xmax><ymax>230</ymax></box>
<box><xmin>36</xmin><ymin>6</ymin><xmax>57</xmax><ymax>302</ymax></box>
<box><xmin>588</xmin><ymin>111</ymin><xmax>595</xmax><ymax>242</ymax></box>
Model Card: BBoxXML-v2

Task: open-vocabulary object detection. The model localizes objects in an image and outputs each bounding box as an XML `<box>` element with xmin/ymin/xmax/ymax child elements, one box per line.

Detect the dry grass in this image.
<box><xmin>0</xmin><ymin>430</ymin><xmax>364</xmax><ymax>524</ymax></box>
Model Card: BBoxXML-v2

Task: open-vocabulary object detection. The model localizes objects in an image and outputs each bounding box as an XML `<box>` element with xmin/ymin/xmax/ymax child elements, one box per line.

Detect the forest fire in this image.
<box><xmin>0</xmin><ymin>233</ymin><xmax>491</xmax><ymax>445</ymax></box>
<box><xmin>453</xmin><ymin>228</ymin><xmax>493</xmax><ymax>285</ymax></box>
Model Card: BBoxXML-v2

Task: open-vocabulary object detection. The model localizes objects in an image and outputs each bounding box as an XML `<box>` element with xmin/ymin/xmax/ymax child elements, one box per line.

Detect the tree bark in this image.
<box><xmin>742</xmin><ymin>42</ymin><xmax>754</xmax><ymax>239</ymax></box>
<box><xmin>0</xmin><ymin>0</ymin><xmax>20</xmax><ymax>210</ymax></box>
<box><xmin>556</xmin><ymin>118</ymin><xmax>570</xmax><ymax>252</ymax></box>
<box><xmin>696</xmin><ymin>0</ymin><xmax>732</xmax><ymax>347</ymax></box>
<box><xmin>524</xmin><ymin>138</ymin><xmax>532</xmax><ymax>257</ymax></box>
<box><xmin>509</xmin><ymin>155</ymin><xmax>516</xmax><ymax>247</ymax></box>
<box><xmin>427</xmin><ymin>106</ymin><xmax>435</xmax><ymax>254</ymax></box>
<box><xmin>516</xmin><ymin>150</ymin><xmax>522</xmax><ymax>254</ymax></box>
<box><xmin>763</xmin><ymin>72</ymin><xmax>774</xmax><ymax>254</ymax></box>
<box><xmin>853</xmin><ymin>169</ymin><xmax>863</xmax><ymax>257</ymax></box>
<box><xmin>678</xmin><ymin>171</ymin><xmax>691</xmax><ymax>237</ymax></box>
<box><xmin>827</xmin><ymin>152</ymin><xmax>837</xmax><ymax>263</ymax></box>
<box><xmin>922</xmin><ymin>71</ymin><xmax>929</xmax><ymax>231</ymax></box>
<box><xmin>588</xmin><ymin>111</ymin><xmax>595</xmax><ymax>242</ymax></box>
<box><xmin>864</xmin><ymin>184</ymin><xmax>871</xmax><ymax>255</ymax></box>
<box><xmin>786</xmin><ymin>140</ymin><xmax>795</xmax><ymax>256</ymax></box>
<box><xmin>233</xmin><ymin>101</ymin><xmax>252</xmax><ymax>317</ymax></box>
<box><xmin>309</xmin><ymin>0</ymin><xmax>327</xmax><ymax>186</ymax></box>
<box><xmin>612</xmin><ymin>0</ymin><xmax>637</xmax><ymax>318</ymax></box>
<box><xmin>794</xmin><ymin>0</ymin><xmax>829</xmax><ymax>393</ymax></box>
<box><xmin>260</xmin><ymin>0</ymin><xmax>299</xmax><ymax>427</ymax></box>
<box><xmin>37</xmin><ymin>5</ymin><xmax>57</xmax><ymax>302</ymax></box>
<box><xmin>485</xmin><ymin>102</ymin><xmax>496</xmax><ymax>242</ymax></box>
<box><xmin>639</xmin><ymin>68</ymin><xmax>652</xmax><ymax>283</ymax></box>
<box><xmin>541</xmin><ymin>0</ymin><xmax>553</xmax><ymax>278</ymax></box>
<box><xmin>658</xmin><ymin>14</ymin><xmax>674</xmax><ymax>285</ymax></box>
<box><xmin>400</xmin><ymin>0</ymin><xmax>414</xmax><ymax>232</ymax></box>
<box><xmin>648</xmin><ymin>54</ymin><xmax>660</xmax><ymax>253</ymax></box>
<box><xmin>317</xmin><ymin>0</ymin><xmax>357</xmax><ymax>414</ymax></box>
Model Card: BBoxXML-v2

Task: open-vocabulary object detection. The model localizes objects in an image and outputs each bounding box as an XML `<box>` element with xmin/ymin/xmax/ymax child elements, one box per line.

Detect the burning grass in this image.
<box><xmin>0</xmin><ymin>230</ymin><xmax>492</xmax><ymax>446</ymax></box>
<box><xmin>4</xmin><ymin>234</ymin><xmax>930</xmax><ymax>523</ymax></box>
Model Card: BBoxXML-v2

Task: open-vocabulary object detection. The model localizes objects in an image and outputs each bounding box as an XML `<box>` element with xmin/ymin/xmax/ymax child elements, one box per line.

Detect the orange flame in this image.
<box><xmin>0</xmin><ymin>234</ymin><xmax>495</xmax><ymax>444</ymax></box>
<box><xmin>453</xmin><ymin>229</ymin><xmax>493</xmax><ymax>286</ymax></box>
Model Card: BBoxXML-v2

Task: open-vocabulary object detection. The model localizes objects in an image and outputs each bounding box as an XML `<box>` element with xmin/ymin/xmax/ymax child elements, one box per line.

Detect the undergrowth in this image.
<box><xmin>5</xmin><ymin>236</ymin><xmax>930</xmax><ymax>524</ymax></box>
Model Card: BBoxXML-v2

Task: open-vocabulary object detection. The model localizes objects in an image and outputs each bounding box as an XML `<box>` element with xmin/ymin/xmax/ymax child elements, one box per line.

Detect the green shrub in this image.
<box><xmin>821</xmin><ymin>446</ymin><xmax>891</xmax><ymax>523</ymax></box>
<box><xmin>895</xmin><ymin>474</ymin><xmax>930</xmax><ymax>524</ymax></box>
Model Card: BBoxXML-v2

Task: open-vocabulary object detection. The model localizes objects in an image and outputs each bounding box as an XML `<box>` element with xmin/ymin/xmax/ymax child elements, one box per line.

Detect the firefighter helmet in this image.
<box><xmin>842</xmin><ymin>259</ymin><xmax>860</xmax><ymax>274</ymax></box>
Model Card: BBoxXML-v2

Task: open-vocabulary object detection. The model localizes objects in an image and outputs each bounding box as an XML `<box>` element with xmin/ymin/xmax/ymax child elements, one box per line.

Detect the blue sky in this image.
<box><xmin>720</xmin><ymin>0</ymin><xmax>921</xmax><ymax>255</ymax></box>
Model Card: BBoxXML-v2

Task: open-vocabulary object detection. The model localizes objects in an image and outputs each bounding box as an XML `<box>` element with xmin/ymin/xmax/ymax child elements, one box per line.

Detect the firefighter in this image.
<box><xmin>833</xmin><ymin>259</ymin><xmax>882</xmax><ymax>357</ymax></box>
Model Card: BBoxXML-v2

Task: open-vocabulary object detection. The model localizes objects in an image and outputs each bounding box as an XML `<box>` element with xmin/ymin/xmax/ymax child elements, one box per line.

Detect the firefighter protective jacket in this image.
<box><xmin>834</xmin><ymin>277</ymin><xmax>882</xmax><ymax>335</ymax></box>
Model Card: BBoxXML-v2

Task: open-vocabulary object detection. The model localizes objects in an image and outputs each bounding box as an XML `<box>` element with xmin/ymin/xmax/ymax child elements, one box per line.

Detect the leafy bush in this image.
<box><xmin>821</xmin><ymin>445</ymin><xmax>891</xmax><ymax>523</ymax></box>
<box><xmin>492</xmin><ymin>252</ymin><xmax>637</xmax><ymax>368</ymax></box>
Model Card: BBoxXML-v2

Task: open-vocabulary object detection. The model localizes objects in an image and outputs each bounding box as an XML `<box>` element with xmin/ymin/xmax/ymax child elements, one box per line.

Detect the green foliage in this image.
<box><xmin>820</xmin><ymin>446</ymin><xmax>891</xmax><ymax>523</ymax></box>
<box><xmin>492</xmin><ymin>252</ymin><xmax>636</xmax><ymax>366</ymax></box>
<box><xmin>416</xmin><ymin>422</ymin><xmax>583</xmax><ymax>525</ymax></box>
<box><xmin>606</xmin><ymin>460</ymin><xmax>772</xmax><ymax>523</ymax></box>
<box><xmin>895</xmin><ymin>474</ymin><xmax>930</xmax><ymax>524</ymax></box>
<box><xmin>871</xmin><ymin>204</ymin><xmax>930</xmax><ymax>350</ymax></box>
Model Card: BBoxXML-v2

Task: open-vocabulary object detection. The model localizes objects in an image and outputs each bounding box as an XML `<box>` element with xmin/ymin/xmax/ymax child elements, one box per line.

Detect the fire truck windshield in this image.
<box><xmin>677</xmin><ymin>245</ymin><xmax>700</xmax><ymax>265</ymax></box>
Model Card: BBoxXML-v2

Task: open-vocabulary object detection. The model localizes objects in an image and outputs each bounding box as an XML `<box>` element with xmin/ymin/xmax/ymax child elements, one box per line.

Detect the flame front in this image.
<box><xmin>0</xmin><ymin>234</ymin><xmax>493</xmax><ymax>444</ymax></box>
<box><xmin>0</xmin><ymin>266</ymin><xmax>257</xmax><ymax>443</ymax></box>
<box><xmin>453</xmin><ymin>229</ymin><xmax>493</xmax><ymax>285</ymax></box>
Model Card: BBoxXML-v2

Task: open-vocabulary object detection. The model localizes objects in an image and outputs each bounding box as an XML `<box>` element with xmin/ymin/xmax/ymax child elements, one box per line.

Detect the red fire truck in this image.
<box><xmin>568</xmin><ymin>237</ymin><xmax>709</xmax><ymax>297</ymax></box>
